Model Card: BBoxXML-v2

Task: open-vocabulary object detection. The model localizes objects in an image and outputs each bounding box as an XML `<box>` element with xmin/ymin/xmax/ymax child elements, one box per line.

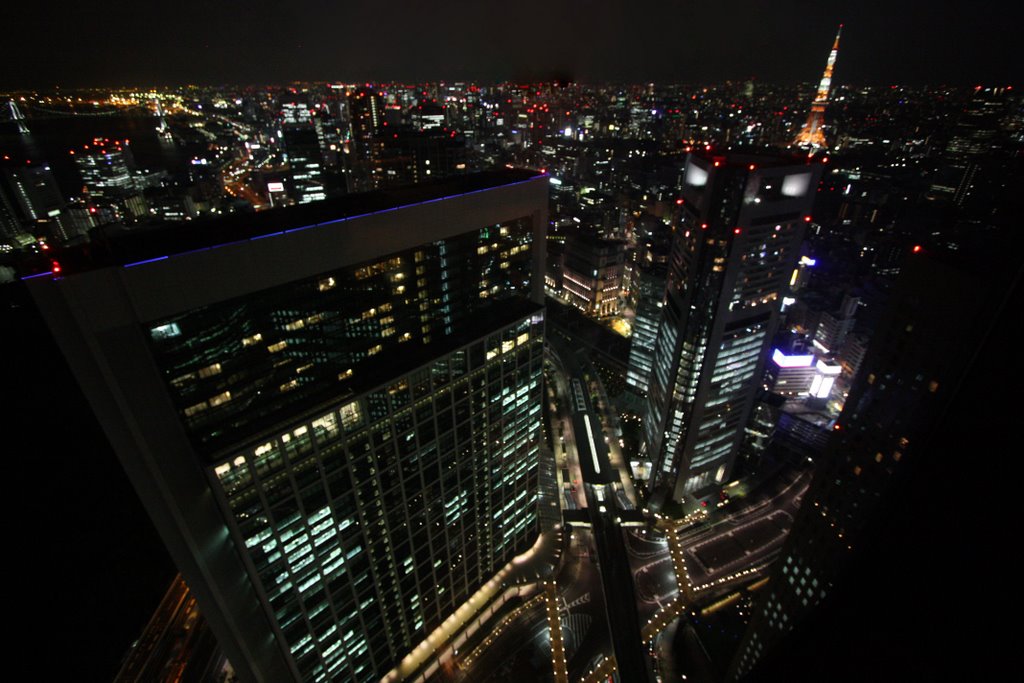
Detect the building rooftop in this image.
<box><xmin>20</xmin><ymin>168</ymin><xmax>542</xmax><ymax>278</ymax></box>
<box><xmin>688</xmin><ymin>147</ymin><xmax>823</xmax><ymax>169</ymax></box>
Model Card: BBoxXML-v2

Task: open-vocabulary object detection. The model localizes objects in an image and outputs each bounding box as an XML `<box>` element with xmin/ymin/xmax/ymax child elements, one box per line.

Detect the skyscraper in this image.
<box><xmin>73</xmin><ymin>137</ymin><xmax>137</xmax><ymax>201</ymax></box>
<box><xmin>345</xmin><ymin>87</ymin><xmax>383</xmax><ymax>193</ymax></box>
<box><xmin>0</xmin><ymin>159</ymin><xmax>66</xmax><ymax>243</ymax></box>
<box><xmin>625</xmin><ymin>244</ymin><xmax>669</xmax><ymax>394</ymax></box>
<box><xmin>280</xmin><ymin>93</ymin><xmax>327</xmax><ymax>205</ymax></box>
<box><xmin>643</xmin><ymin>152</ymin><xmax>821</xmax><ymax>505</ymax></box>
<box><xmin>26</xmin><ymin>170</ymin><xmax>548</xmax><ymax>682</ymax></box>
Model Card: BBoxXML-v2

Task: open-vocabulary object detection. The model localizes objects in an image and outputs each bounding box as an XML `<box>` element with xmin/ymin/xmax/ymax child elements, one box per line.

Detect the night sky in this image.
<box><xmin>6</xmin><ymin>1</ymin><xmax>1019</xmax><ymax>88</ymax></box>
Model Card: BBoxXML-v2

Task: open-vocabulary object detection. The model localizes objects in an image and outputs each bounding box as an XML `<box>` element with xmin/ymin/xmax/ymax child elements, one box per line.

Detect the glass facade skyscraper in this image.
<box><xmin>643</xmin><ymin>153</ymin><xmax>821</xmax><ymax>503</ymax></box>
<box><xmin>625</xmin><ymin>258</ymin><xmax>668</xmax><ymax>394</ymax></box>
<box><xmin>27</xmin><ymin>171</ymin><xmax>549</xmax><ymax>682</ymax></box>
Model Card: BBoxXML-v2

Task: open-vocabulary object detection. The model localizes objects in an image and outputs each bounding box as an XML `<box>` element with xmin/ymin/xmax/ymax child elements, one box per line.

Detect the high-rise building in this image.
<box><xmin>373</xmin><ymin>129</ymin><xmax>469</xmax><ymax>189</ymax></box>
<box><xmin>280</xmin><ymin>93</ymin><xmax>327</xmax><ymax>205</ymax></box>
<box><xmin>765</xmin><ymin>349</ymin><xmax>817</xmax><ymax>397</ymax></box>
<box><xmin>561</xmin><ymin>231</ymin><xmax>625</xmax><ymax>317</ymax></box>
<box><xmin>643</xmin><ymin>152</ymin><xmax>822</xmax><ymax>504</ymax></box>
<box><xmin>811</xmin><ymin>292</ymin><xmax>858</xmax><ymax>354</ymax></box>
<box><xmin>1</xmin><ymin>161</ymin><xmax>65</xmax><ymax>224</ymax></box>
<box><xmin>26</xmin><ymin>170</ymin><xmax>549</xmax><ymax>682</ymax></box>
<box><xmin>625</xmin><ymin>250</ymin><xmax>669</xmax><ymax>394</ymax></box>
<box><xmin>283</xmin><ymin>127</ymin><xmax>328</xmax><ymax>205</ymax></box>
<box><xmin>73</xmin><ymin>137</ymin><xmax>137</xmax><ymax>201</ymax></box>
<box><xmin>346</xmin><ymin>88</ymin><xmax>383</xmax><ymax>193</ymax></box>
<box><xmin>0</xmin><ymin>159</ymin><xmax>87</xmax><ymax>244</ymax></box>
<box><xmin>0</xmin><ymin>182</ymin><xmax>23</xmax><ymax>246</ymax></box>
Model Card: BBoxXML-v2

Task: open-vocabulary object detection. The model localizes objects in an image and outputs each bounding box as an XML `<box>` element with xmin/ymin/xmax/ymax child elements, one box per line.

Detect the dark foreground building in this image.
<box><xmin>727</xmin><ymin>234</ymin><xmax>1021</xmax><ymax>680</ymax></box>
<box><xmin>26</xmin><ymin>170</ymin><xmax>549</xmax><ymax>682</ymax></box>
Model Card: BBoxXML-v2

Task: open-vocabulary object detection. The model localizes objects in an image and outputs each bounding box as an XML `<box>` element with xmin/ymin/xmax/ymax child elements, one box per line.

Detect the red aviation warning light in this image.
<box><xmin>912</xmin><ymin>245</ymin><xmax>922</xmax><ymax>253</ymax></box>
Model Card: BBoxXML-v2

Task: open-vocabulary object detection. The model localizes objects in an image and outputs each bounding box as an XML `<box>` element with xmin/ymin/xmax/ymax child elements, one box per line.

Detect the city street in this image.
<box><xmin>437</xmin><ymin>336</ymin><xmax>813</xmax><ymax>683</ymax></box>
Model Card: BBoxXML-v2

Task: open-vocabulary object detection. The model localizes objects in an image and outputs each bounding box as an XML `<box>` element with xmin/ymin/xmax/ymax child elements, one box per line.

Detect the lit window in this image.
<box><xmin>242</xmin><ymin>332</ymin><xmax>263</xmax><ymax>347</ymax></box>
<box><xmin>340</xmin><ymin>401</ymin><xmax>363</xmax><ymax>430</ymax></box>
<box><xmin>184</xmin><ymin>402</ymin><xmax>208</xmax><ymax>417</ymax></box>
<box><xmin>268</xmin><ymin>341</ymin><xmax>288</xmax><ymax>353</ymax></box>
<box><xmin>171</xmin><ymin>372</ymin><xmax>196</xmax><ymax>387</ymax></box>
<box><xmin>198</xmin><ymin>363</ymin><xmax>222</xmax><ymax>378</ymax></box>
<box><xmin>150</xmin><ymin>322</ymin><xmax>181</xmax><ymax>340</ymax></box>
<box><xmin>312</xmin><ymin>413</ymin><xmax>339</xmax><ymax>439</ymax></box>
<box><xmin>209</xmin><ymin>391</ymin><xmax>231</xmax><ymax>407</ymax></box>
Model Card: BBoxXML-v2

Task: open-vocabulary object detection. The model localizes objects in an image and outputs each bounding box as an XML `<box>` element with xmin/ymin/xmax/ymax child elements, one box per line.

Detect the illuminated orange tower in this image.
<box><xmin>793</xmin><ymin>24</ymin><xmax>843</xmax><ymax>150</ymax></box>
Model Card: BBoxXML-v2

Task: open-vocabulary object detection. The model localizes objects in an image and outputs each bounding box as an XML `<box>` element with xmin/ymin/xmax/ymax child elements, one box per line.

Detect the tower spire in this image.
<box><xmin>793</xmin><ymin>24</ymin><xmax>843</xmax><ymax>150</ymax></box>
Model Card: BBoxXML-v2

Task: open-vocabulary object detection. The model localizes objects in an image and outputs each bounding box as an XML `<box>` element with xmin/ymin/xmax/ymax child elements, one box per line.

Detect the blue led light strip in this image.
<box><xmin>20</xmin><ymin>176</ymin><xmax>543</xmax><ymax>280</ymax></box>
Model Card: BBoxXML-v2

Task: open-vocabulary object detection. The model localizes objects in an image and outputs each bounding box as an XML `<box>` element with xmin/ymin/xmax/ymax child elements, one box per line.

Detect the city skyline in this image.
<box><xmin>2</xmin><ymin>13</ymin><xmax>1020</xmax><ymax>682</ymax></box>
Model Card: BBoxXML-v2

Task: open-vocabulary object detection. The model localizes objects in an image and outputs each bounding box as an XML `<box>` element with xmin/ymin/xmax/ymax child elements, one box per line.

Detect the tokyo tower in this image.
<box><xmin>793</xmin><ymin>25</ymin><xmax>843</xmax><ymax>150</ymax></box>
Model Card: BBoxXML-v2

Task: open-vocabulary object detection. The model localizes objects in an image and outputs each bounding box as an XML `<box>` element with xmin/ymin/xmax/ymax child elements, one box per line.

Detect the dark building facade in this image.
<box><xmin>625</xmin><ymin>255</ymin><xmax>668</xmax><ymax>394</ymax></box>
<box><xmin>0</xmin><ymin>160</ymin><xmax>72</xmax><ymax>243</ymax></box>
<box><xmin>27</xmin><ymin>171</ymin><xmax>549</xmax><ymax>682</ymax></box>
<box><xmin>727</xmin><ymin>240</ymin><xmax>1020</xmax><ymax>679</ymax></box>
